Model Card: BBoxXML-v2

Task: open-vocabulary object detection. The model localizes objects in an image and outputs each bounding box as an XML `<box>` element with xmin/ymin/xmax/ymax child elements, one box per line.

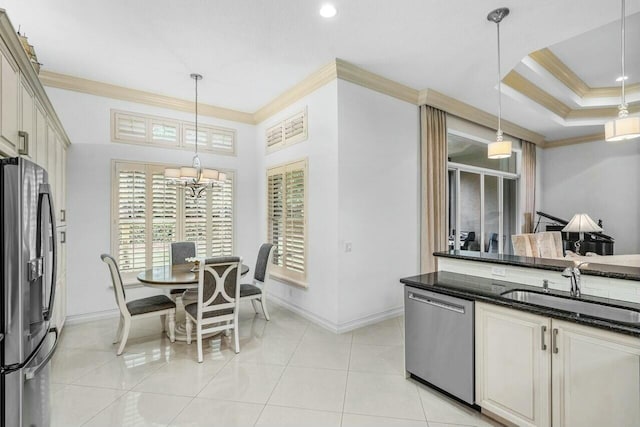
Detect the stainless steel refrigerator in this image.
<box><xmin>1</xmin><ymin>157</ymin><xmax>58</xmax><ymax>427</ymax></box>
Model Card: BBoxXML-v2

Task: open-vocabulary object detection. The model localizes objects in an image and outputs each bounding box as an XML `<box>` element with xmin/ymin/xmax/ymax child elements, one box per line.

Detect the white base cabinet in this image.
<box><xmin>476</xmin><ymin>302</ymin><xmax>640</xmax><ymax>427</ymax></box>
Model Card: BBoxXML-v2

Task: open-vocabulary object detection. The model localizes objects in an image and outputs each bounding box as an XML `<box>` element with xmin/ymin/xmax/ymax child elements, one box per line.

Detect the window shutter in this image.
<box><xmin>117</xmin><ymin>168</ymin><xmax>147</xmax><ymax>271</ymax></box>
<box><xmin>284</xmin><ymin>111</ymin><xmax>307</xmax><ymax>143</ymax></box>
<box><xmin>184</xmin><ymin>192</ymin><xmax>208</xmax><ymax>257</ymax></box>
<box><xmin>285</xmin><ymin>168</ymin><xmax>305</xmax><ymax>274</ymax></box>
<box><xmin>151</xmin><ymin>120</ymin><xmax>179</xmax><ymax>144</ymax></box>
<box><xmin>210</xmin><ymin>128</ymin><xmax>236</xmax><ymax>153</ymax></box>
<box><xmin>267</xmin><ymin>172</ymin><xmax>285</xmax><ymax>267</ymax></box>
<box><xmin>114</xmin><ymin>113</ymin><xmax>146</xmax><ymax>142</ymax></box>
<box><xmin>266</xmin><ymin>124</ymin><xmax>284</xmax><ymax>148</ymax></box>
<box><xmin>151</xmin><ymin>172</ymin><xmax>177</xmax><ymax>267</ymax></box>
<box><xmin>210</xmin><ymin>173</ymin><xmax>234</xmax><ymax>256</ymax></box>
<box><xmin>183</xmin><ymin>127</ymin><xmax>208</xmax><ymax>148</ymax></box>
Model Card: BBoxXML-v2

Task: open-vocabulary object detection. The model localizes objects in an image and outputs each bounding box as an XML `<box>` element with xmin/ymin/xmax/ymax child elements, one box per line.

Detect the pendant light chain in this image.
<box><xmin>195</xmin><ymin>75</ymin><xmax>199</xmax><ymax>154</ymax></box>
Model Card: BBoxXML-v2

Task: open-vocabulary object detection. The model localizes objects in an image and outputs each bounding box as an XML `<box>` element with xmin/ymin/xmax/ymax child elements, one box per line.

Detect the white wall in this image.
<box><xmin>540</xmin><ymin>139</ymin><xmax>640</xmax><ymax>254</ymax></box>
<box><xmin>336</xmin><ymin>80</ymin><xmax>420</xmax><ymax>326</ymax></box>
<box><xmin>46</xmin><ymin>87</ymin><xmax>260</xmax><ymax>319</ymax></box>
<box><xmin>256</xmin><ymin>81</ymin><xmax>341</xmax><ymax>328</ymax></box>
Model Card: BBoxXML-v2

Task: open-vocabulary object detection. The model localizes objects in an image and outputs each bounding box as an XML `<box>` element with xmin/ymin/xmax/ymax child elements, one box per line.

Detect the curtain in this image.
<box><xmin>522</xmin><ymin>140</ymin><xmax>536</xmax><ymax>233</ymax></box>
<box><xmin>420</xmin><ymin>105</ymin><xmax>448</xmax><ymax>273</ymax></box>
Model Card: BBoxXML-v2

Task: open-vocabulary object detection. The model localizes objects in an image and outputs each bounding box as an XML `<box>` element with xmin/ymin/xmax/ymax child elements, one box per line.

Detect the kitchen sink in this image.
<box><xmin>501</xmin><ymin>290</ymin><xmax>640</xmax><ymax>325</ymax></box>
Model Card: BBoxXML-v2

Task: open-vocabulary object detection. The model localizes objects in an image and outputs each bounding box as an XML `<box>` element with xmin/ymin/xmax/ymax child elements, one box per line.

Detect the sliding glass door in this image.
<box><xmin>448</xmin><ymin>164</ymin><xmax>518</xmax><ymax>255</ymax></box>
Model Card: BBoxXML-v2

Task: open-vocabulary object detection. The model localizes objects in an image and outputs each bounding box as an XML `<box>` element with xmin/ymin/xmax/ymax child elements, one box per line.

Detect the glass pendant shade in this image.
<box><xmin>487</xmin><ymin>139</ymin><xmax>512</xmax><ymax>159</ymax></box>
<box><xmin>605</xmin><ymin>115</ymin><xmax>640</xmax><ymax>142</ymax></box>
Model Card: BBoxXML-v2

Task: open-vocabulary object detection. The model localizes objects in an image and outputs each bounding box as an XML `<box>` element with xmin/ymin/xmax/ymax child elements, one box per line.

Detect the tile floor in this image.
<box><xmin>51</xmin><ymin>302</ymin><xmax>502</xmax><ymax>427</ymax></box>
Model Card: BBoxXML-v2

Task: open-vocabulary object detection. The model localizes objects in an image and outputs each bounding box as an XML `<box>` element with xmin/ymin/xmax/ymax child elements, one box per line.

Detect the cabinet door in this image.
<box><xmin>19</xmin><ymin>80</ymin><xmax>35</xmax><ymax>160</ymax></box>
<box><xmin>46</xmin><ymin>124</ymin><xmax>57</xmax><ymax>211</ymax></box>
<box><xmin>552</xmin><ymin>320</ymin><xmax>640</xmax><ymax>427</ymax></box>
<box><xmin>475</xmin><ymin>302</ymin><xmax>551</xmax><ymax>427</ymax></box>
<box><xmin>35</xmin><ymin>101</ymin><xmax>47</xmax><ymax>167</ymax></box>
<box><xmin>55</xmin><ymin>137</ymin><xmax>64</xmax><ymax>222</ymax></box>
<box><xmin>53</xmin><ymin>228</ymin><xmax>66</xmax><ymax>331</ymax></box>
<box><xmin>0</xmin><ymin>50</ymin><xmax>20</xmax><ymax>152</ymax></box>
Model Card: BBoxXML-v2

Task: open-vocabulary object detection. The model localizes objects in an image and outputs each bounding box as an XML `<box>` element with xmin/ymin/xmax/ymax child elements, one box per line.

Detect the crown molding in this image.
<box><xmin>418</xmin><ymin>88</ymin><xmax>546</xmax><ymax>144</ymax></box>
<box><xmin>39</xmin><ymin>70</ymin><xmax>255</xmax><ymax>124</ymax></box>
<box><xmin>253</xmin><ymin>60</ymin><xmax>338</xmax><ymax>124</ymax></box>
<box><xmin>544</xmin><ymin>132</ymin><xmax>604</xmax><ymax>149</ymax></box>
<box><xmin>503</xmin><ymin>71</ymin><xmax>572</xmax><ymax>118</ymax></box>
<box><xmin>529</xmin><ymin>48</ymin><xmax>640</xmax><ymax>99</ymax></box>
<box><xmin>334</xmin><ymin>58</ymin><xmax>420</xmax><ymax>105</ymax></box>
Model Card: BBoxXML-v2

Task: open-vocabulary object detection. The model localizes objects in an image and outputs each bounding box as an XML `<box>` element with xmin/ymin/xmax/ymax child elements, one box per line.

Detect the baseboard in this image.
<box><xmin>267</xmin><ymin>292</ymin><xmax>403</xmax><ymax>334</ymax></box>
<box><xmin>65</xmin><ymin>308</ymin><xmax>120</xmax><ymax>326</ymax></box>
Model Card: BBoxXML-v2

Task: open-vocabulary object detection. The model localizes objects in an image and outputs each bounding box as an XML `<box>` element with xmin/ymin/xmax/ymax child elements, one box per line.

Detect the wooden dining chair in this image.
<box><xmin>100</xmin><ymin>254</ymin><xmax>176</xmax><ymax>355</ymax></box>
<box><xmin>185</xmin><ymin>256</ymin><xmax>243</xmax><ymax>362</ymax></box>
<box><xmin>169</xmin><ymin>241</ymin><xmax>197</xmax><ymax>298</ymax></box>
<box><xmin>240</xmin><ymin>243</ymin><xmax>275</xmax><ymax>320</ymax></box>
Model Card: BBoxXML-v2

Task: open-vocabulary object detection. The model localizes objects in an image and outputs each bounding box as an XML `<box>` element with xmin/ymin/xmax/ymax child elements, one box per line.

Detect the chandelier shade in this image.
<box><xmin>487</xmin><ymin>139</ymin><xmax>512</xmax><ymax>159</ymax></box>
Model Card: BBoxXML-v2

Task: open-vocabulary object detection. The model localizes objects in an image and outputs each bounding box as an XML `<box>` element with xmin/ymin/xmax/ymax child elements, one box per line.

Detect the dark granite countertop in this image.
<box><xmin>400</xmin><ymin>271</ymin><xmax>640</xmax><ymax>338</ymax></box>
<box><xmin>435</xmin><ymin>250</ymin><xmax>640</xmax><ymax>281</ymax></box>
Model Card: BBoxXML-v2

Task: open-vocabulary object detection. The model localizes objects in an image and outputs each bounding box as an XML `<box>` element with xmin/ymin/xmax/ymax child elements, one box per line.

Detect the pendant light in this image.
<box><xmin>164</xmin><ymin>74</ymin><xmax>226</xmax><ymax>198</ymax></box>
<box><xmin>487</xmin><ymin>7</ymin><xmax>512</xmax><ymax>159</ymax></box>
<box><xmin>604</xmin><ymin>0</ymin><xmax>640</xmax><ymax>142</ymax></box>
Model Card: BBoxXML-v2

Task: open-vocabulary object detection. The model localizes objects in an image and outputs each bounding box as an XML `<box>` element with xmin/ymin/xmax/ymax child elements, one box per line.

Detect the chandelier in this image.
<box><xmin>164</xmin><ymin>73</ymin><xmax>226</xmax><ymax>198</ymax></box>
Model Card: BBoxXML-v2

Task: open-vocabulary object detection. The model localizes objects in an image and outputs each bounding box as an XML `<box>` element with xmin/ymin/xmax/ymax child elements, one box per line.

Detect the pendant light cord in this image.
<box><xmin>621</xmin><ymin>0</ymin><xmax>626</xmax><ymax>108</ymax></box>
<box><xmin>496</xmin><ymin>20</ymin><xmax>503</xmax><ymax>138</ymax></box>
<box><xmin>195</xmin><ymin>76</ymin><xmax>199</xmax><ymax>155</ymax></box>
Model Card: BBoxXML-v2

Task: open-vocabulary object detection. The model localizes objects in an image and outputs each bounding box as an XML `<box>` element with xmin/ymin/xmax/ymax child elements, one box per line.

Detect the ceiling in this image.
<box><xmin>2</xmin><ymin>0</ymin><xmax>639</xmax><ymax>141</ymax></box>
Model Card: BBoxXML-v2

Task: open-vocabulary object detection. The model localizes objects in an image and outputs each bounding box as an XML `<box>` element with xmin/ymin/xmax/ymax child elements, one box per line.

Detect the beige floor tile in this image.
<box><xmin>198</xmin><ymin>361</ymin><xmax>285</xmax><ymax>404</ymax></box>
<box><xmin>352</xmin><ymin>317</ymin><xmax>404</xmax><ymax>346</ymax></box>
<box><xmin>51</xmin><ymin>348</ymin><xmax>116</xmax><ymax>384</ymax></box>
<box><xmin>235</xmin><ymin>335</ymin><xmax>299</xmax><ymax>366</ymax></box>
<box><xmin>168</xmin><ymin>398</ymin><xmax>263</xmax><ymax>426</ymax></box>
<box><xmin>239</xmin><ymin>315</ymin><xmax>309</xmax><ymax>342</ymax></box>
<box><xmin>417</xmin><ymin>384</ymin><xmax>499</xmax><ymax>427</ymax></box>
<box><xmin>83</xmin><ymin>391</ymin><xmax>192</xmax><ymax>427</ymax></box>
<box><xmin>133</xmin><ymin>357</ymin><xmax>231</xmax><ymax>397</ymax></box>
<box><xmin>268</xmin><ymin>366</ymin><xmax>347</xmax><ymax>412</ymax></box>
<box><xmin>288</xmin><ymin>339</ymin><xmax>351</xmax><ymax>370</ymax></box>
<box><xmin>50</xmin><ymin>385</ymin><xmax>125</xmax><ymax>427</ymax></box>
<box><xmin>344</xmin><ymin>372</ymin><xmax>424</xmax><ymax>421</ymax></box>
<box><xmin>342</xmin><ymin>413</ymin><xmax>428</xmax><ymax>427</ymax></box>
<box><xmin>255</xmin><ymin>405</ymin><xmax>341</xmax><ymax>427</ymax></box>
<box><xmin>301</xmin><ymin>323</ymin><xmax>353</xmax><ymax>344</ymax></box>
<box><xmin>349</xmin><ymin>344</ymin><xmax>404</xmax><ymax>375</ymax></box>
<box><xmin>73</xmin><ymin>353</ymin><xmax>167</xmax><ymax>390</ymax></box>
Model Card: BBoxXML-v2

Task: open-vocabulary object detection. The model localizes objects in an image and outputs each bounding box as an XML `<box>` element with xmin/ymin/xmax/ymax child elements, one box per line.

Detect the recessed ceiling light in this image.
<box><xmin>616</xmin><ymin>75</ymin><xmax>628</xmax><ymax>82</ymax></box>
<box><xmin>319</xmin><ymin>4</ymin><xmax>337</xmax><ymax>18</ymax></box>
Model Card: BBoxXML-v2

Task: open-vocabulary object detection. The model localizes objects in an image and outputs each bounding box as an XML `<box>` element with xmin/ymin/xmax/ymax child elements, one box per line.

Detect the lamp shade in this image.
<box><xmin>202</xmin><ymin>168</ymin><xmax>219</xmax><ymax>181</ymax></box>
<box><xmin>180</xmin><ymin>167</ymin><xmax>198</xmax><ymax>179</ymax></box>
<box><xmin>218</xmin><ymin>172</ymin><xmax>227</xmax><ymax>182</ymax></box>
<box><xmin>562</xmin><ymin>213</ymin><xmax>603</xmax><ymax>233</ymax></box>
<box><xmin>605</xmin><ymin>116</ymin><xmax>640</xmax><ymax>142</ymax></box>
<box><xmin>488</xmin><ymin>139</ymin><xmax>512</xmax><ymax>159</ymax></box>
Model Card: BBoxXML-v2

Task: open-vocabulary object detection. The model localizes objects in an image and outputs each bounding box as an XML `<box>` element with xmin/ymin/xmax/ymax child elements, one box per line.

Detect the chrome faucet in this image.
<box><xmin>562</xmin><ymin>262</ymin><xmax>588</xmax><ymax>298</ymax></box>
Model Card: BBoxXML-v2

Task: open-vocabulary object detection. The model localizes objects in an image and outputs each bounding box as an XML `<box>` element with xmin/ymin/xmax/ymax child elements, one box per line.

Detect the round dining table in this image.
<box><xmin>137</xmin><ymin>263</ymin><xmax>250</xmax><ymax>289</ymax></box>
<box><xmin>136</xmin><ymin>263</ymin><xmax>251</xmax><ymax>341</ymax></box>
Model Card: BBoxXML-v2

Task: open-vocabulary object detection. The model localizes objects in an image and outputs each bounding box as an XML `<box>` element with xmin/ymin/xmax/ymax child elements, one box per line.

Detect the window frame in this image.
<box><xmin>111</xmin><ymin>109</ymin><xmax>237</xmax><ymax>156</ymax></box>
<box><xmin>266</xmin><ymin>158</ymin><xmax>308</xmax><ymax>288</ymax></box>
<box><xmin>110</xmin><ymin>159</ymin><xmax>236</xmax><ymax>282</ymax></box>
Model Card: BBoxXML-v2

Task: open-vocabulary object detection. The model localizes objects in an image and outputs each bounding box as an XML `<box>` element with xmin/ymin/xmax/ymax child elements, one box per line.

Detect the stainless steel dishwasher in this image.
<box><xmin>405</xmin><ymin>286</ymin><xmax>475</xmax><ymax>405</ymax></box>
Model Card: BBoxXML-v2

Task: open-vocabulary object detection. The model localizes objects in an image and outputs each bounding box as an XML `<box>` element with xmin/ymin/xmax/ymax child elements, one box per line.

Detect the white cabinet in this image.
<box><xmin>476</xmin><ymin>302</ymin><xmax>640</xmax><ymax>427</ymax></box>
<box><xmin>19</xmin><ymin>79</ymin><xmax>34</xmax><ymax>159</ymax></box>
<box><xmin>0</xmin><ymin>48</ymin><xmax>19</xmax><ymax>153</ymax></box>
<box><xmin>53</xmin><ymin>227</ymin><xmax>67</xmax><ymax>331</ymax></box>
<box><xmin>552</xmin><ymin>320</ymin><xmax>640</xmax><ymax>427</ymax></box>
<box><xmin>34</xmin><ymin>100</ymin><xmax>47</xmax><ymax>167</ymax></box>
<box><xmin>476</xmin><ymin>303</ymin><xmax>551</xmax><ymax>427</ymax></box>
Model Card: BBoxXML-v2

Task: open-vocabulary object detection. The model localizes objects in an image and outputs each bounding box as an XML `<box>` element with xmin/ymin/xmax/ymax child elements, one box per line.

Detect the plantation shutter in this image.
<box><xmin>151</xmin><ymin>119</ymin><xmax>179</xmax><ymax>145</ymax></box>
<box><xmin>267</xmin><ymin>172</ymin><xmax>284</xmax><ymax>267</ymax></box>
<box><xmin>114</xmin><ymin>113</ymin><xmax>146</xmax><ymax>142</ymax></box>
<box><xmin>285</xmin><ymin>168</ymin><xmax>305</xmax><ymax>274</ymax></box>
<box><xmin>151</xmin><ymin>171</ymin><xmax>177</xmax><ymax>267</ymax></box>
<box><xmin>184</xmin><ymin>191</ymin><xmax>208</xmax><ymax>257</ymax></box>
<box><xmin>267</xmin><ymin>159</ymin><xmax>307</xmax><ymax>284</ymax></box>
<box><xmin>211</xmin><ymin>174</ymin><xmax>234</xmax><ymax>256</ymax></box>
<box><xmin>116</xmin><ymin>166</ymin><xmax>147</xmax><ymax>271</ymax></box>
<box><xmin>283</xmin><ymin>111</ymin><xmax>306</xmax><ymax>143</ymax></box>
<box><xmin>266</xmin><ymin>124</ymin><xmax>284</xmax><ymax>148</ymax></box>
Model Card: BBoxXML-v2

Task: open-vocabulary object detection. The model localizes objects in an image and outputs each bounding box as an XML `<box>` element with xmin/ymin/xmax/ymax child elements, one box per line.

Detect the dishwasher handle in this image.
<box><xmin>408</xmin><ymin>292</ymin><xmax>466</xmax><ymax>314</ymax></box>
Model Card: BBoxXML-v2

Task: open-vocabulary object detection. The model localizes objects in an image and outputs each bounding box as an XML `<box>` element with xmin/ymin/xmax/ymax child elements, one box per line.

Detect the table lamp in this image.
<box><xmin>562</xmin><ymin>213</ymin><xmax>603</xmax><ymax>254</ymax></box>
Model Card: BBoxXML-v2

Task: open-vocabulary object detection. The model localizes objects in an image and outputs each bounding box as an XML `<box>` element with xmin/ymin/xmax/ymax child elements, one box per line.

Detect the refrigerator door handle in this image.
<box><xmin>24</xmin><ymin>327</ymin><xmax>58</xmax><ymax>381</ymax></box>
<box><xmin>37</xmin><ymin>184</ymin><xmax>57</xmax><ymax>322</ymax></box>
